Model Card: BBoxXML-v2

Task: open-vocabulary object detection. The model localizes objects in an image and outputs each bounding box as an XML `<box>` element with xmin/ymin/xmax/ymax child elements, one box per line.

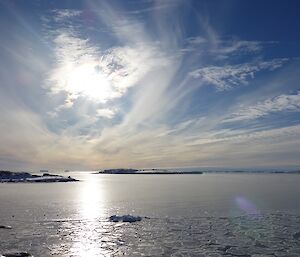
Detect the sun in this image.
<box><xmin>65</xmin><ymin>62</ymin><xmax>114</xmax><ymax>103</ymax></box>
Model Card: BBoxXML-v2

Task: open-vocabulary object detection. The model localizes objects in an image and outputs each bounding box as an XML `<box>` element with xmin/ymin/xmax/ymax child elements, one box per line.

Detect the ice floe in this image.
<box><xmin>109</xmin><ymin>215</ymin><xmax>142</xmax><ymax>223</ymax></box>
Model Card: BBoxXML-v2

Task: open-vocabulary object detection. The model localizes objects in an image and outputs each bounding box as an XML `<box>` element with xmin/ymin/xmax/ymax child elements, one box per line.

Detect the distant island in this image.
<box><xmin>0</xmin><ymin>171</ymin><xmax>79</xmax><ymax>183</ymax></box>
<box><xmin>95</xmin><ymin>168</ymin><xmax>203</xmax><ymax>175</ymax></box>
<box><xmin>94</xmin><ymin>168</ymin><xmax>300</xmax><ymax>175</ymax></box>
<box><xmin>201</xmin><ymin>170</ymin><xmax>300</xmax><ymax>174</ymax></box>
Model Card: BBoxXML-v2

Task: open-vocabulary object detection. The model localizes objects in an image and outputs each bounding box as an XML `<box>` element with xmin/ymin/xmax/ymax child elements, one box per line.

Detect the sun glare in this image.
<box><xmin>69</xmin><ymin>175</ymin><xmax>107</xmax><ymax>256</ymax></box>
<box><xmin>65</xmin><ymin>62</ymin><xmax>114</xmax><ymax>102</ymax></box>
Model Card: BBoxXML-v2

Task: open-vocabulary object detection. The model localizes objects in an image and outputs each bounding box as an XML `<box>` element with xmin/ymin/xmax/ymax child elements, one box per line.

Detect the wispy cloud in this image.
<box><xmin>41</xmin><ymin>2</ymin><xmax>297</xmax><ymax>169</ymax></box>
<box><xmin>184</xmin><ymin>36</ymin><xmax>265</xmax><ymax>57</ymax></box>
<box><xmin>0</xmin><ymin>99</ymin><xmax>95</xmax><ymax>170</ymax></box>
<box><xmin>52</xmin><ymin>9</ymin><xmax>82</xmax><ymax>22</ymax></box>
<box><xmin>45</xmin><ymin>10</ymin><xmax>173</xmax><ymax>120</ymax></box>
<box><xmin>124</xmin><ymin>1</ymin><xmax>182</xmax><ymax>15</ymax></box>
<box><xmin>225</xmin><ymin>91</ymin><xmax>300</xmax><ymax>122</ymax></box>
<box><xmin>211</xmin><ymin>39</ymin><xmax>262</xmax><ymax>56</ymax></box>
<box><xmin>189</xmin><ymin>59</ymin><xmax>288</xmax><ymax>91</ymax></box>
<box><xmin>1</xmin><ymin>0</ymin><xmax>299</xmax><ymax>170</ymax></box>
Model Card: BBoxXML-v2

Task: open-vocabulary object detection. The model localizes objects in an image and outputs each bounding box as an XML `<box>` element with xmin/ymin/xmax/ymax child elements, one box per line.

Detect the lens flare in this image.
<box><xmin>235</xmin><ymin>196</ymin><xmax>260</xmax><ymax>215</ymax></box>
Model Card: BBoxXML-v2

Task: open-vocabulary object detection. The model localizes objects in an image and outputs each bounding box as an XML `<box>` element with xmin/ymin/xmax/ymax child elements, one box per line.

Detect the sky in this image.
<box><xmin>0</xmin><ymin>0</ymin><xmax>300</xmax><ymax>171</ymax></box>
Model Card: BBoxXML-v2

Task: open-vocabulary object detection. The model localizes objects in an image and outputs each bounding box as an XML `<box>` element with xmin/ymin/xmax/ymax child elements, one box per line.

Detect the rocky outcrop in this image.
<box><xmin>0</xmin><ymin>225</ymin><xmax>12</xmax><ymax>229</ymax></box>
<box><xmin>101</xmin><ymin>169</ymin><xmax>139</xmax><ymax>174</ymax></box>
<box><xmin>0</xmin><ymin>171</ymin><xmax>78</xmax><ymax>183</ymax></box>
<box><xmin>293</xmin><ymin>231</ymin><xmax>300</xmax><ymax>240</ymax></box>
<box><xmin>1</xmin><ymin>252</ymin><xmax>32</xmax><ymax>257</ymax></box>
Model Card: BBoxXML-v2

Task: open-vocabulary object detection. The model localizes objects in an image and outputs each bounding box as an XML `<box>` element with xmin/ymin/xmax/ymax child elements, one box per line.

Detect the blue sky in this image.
<box><xmin>0</xmin><ymin>0</ymin><xmax>300</xmax><ymax>171</ymax></box>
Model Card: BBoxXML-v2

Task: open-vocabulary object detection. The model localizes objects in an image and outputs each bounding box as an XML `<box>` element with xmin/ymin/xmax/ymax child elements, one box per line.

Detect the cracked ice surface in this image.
<box><xmin>1</xmin><ymin>212</ymin><xmax>300</xmax><ymax>256</ymax></box>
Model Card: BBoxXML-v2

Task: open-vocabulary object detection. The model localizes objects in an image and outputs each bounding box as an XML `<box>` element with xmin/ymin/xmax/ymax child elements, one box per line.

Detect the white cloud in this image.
<box><xmin>225</xmin><ymin>91</ymin><xmax>300</xmax><ymax>122</ymax></box>
<box><xmin>186</xmin><ymin>36</ymin><xmax>207</xmax><ymax>45</ymax></box>
<box><xmin>52</xmin><ymin>9</ymin><xmax>82</xmax><ymax>22</ymax></box>
<box><xmin>41</xmin><ymin>2</ymin><xmax>179</xmax><ymax>134</ymax></box>
<box><xmin>96</xmin><ymin>108</ymin><xmax>117</xmax><ymax>119</ymax></box>
<box><xmin>212</xmin><ymin>40</ymin><xmax>262</xmax><ymax>56</ymax></box>
<box><xmin>47</xmin><ymin>30</ymin><xmax>121</xmax><ymax>105</ymax></box>
<box><xmin>46</xmin><ymin>19</ymin><xmax>172</xmax><ymax>115</ymax></box>
<box><xmin>100</xmin><ymin>42</ymin><xmax>171</xmax><ymax>91</ymax></box>
<box><xmin>181</xmin><ymin>124</ymin><xmax>300</xmax><ymax>168</ymax></box>
<box><xmin>189</xmin><ymin>59</ymin><xmax>288</xmax><ymax>91</ymax></box>
<box><xmin>2</xmin><ymin>2</ymin><xmax>299</xmax><ymax>171</ymax></box>
<box><xmin>0</xmin><ymin>99</ymin><xmax>96</xmax><ymax>170</ymax></box>
<box><xmin>184</xmin><ymin>35</ymin><xmax>264</xmax><ymax>56</ymax></box>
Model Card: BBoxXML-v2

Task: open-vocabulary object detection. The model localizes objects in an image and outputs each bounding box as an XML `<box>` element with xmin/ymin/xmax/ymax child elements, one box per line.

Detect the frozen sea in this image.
<box><xmin>1</xmin><ymin>172</ymin><xmax>300</xmax><ymax>256</ymax></box>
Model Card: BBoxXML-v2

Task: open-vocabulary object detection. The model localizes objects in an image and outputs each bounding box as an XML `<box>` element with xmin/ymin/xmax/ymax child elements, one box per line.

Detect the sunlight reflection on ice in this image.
<box><xmin>70</xmin><ymin>174</ymin><xmax>107</xmax><ymax>257</ymax></box>
<box><xmin>79</xmin><ymin>175</ymin><xmax>105</xmax><ymax>219</ymax></box>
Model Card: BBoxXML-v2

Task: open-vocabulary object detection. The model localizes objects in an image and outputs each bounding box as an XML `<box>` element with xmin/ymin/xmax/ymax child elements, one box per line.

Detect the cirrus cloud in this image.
<box><xmin>189</xmin><ymin>58</ymin><xmax>288</xmax><ymax>91</ymax></box>
<box><xmin>225</xmin><ymin>91</ymin><xmax>300</xmax><ymax>122</ymax></box>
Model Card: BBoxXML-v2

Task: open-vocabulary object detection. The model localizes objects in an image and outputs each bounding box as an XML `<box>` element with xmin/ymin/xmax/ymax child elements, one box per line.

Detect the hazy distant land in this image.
<box><xmin>97</xmin><ymin>168</ymin><xmax>200</xmax><ymax>174</ymax></box>
<box><xmin>94</xmin><ymin>168</ymin><xmax>300</xmax><ymax>175</ymax></box>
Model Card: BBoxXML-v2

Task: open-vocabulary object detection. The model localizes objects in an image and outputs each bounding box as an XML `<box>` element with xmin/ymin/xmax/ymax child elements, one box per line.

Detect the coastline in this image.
<box><xmin>0</xmin><ymin>171</ymin><xmax>79</xmax><ymax>183</ymax></box>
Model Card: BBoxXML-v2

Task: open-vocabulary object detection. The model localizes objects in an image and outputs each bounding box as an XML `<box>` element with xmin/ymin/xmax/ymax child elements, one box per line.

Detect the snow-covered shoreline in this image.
<box><xmin>0</xmin><ymin>171</ymin><xmax>79</xmax><ymax>183</ymax></box>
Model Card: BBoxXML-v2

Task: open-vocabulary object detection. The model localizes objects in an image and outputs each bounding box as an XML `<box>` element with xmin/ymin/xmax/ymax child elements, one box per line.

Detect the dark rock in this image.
<box><xmin>102</xmin><ymin>169</ymin><xmax>139</xmax><ymax>174</ymax></box>
<box><xmin>0</xmin><ymin>170</ymin><xmax>78</xmax><ymax>183</ymax></box>
<box><xmin>254</xmin><ymin>240</ymin><xmax>268</xmax><ymax>248</ymax></box>
<box><xmin>0</xmin><ymin>225</ymin><xmax>12</xmax><ymax>229</ymax></box>
<box><xmin>0</xmin><ymin>171</ymin><xmax>32</xmax><ymax>180</ymax></box>
<box><xmin>218</xmin><ymin>245</ymin><xmax>232</xmax><ymax>252</ymax></box>
<box><xmin>1</xmin><ymin>252</ymin><xmax>32</xmax><ymax>257</ymax></box>
<box><xmin>293</xmin><ymin>231</ymin><xmax>300</xmax><ymax>240</ymax></box>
